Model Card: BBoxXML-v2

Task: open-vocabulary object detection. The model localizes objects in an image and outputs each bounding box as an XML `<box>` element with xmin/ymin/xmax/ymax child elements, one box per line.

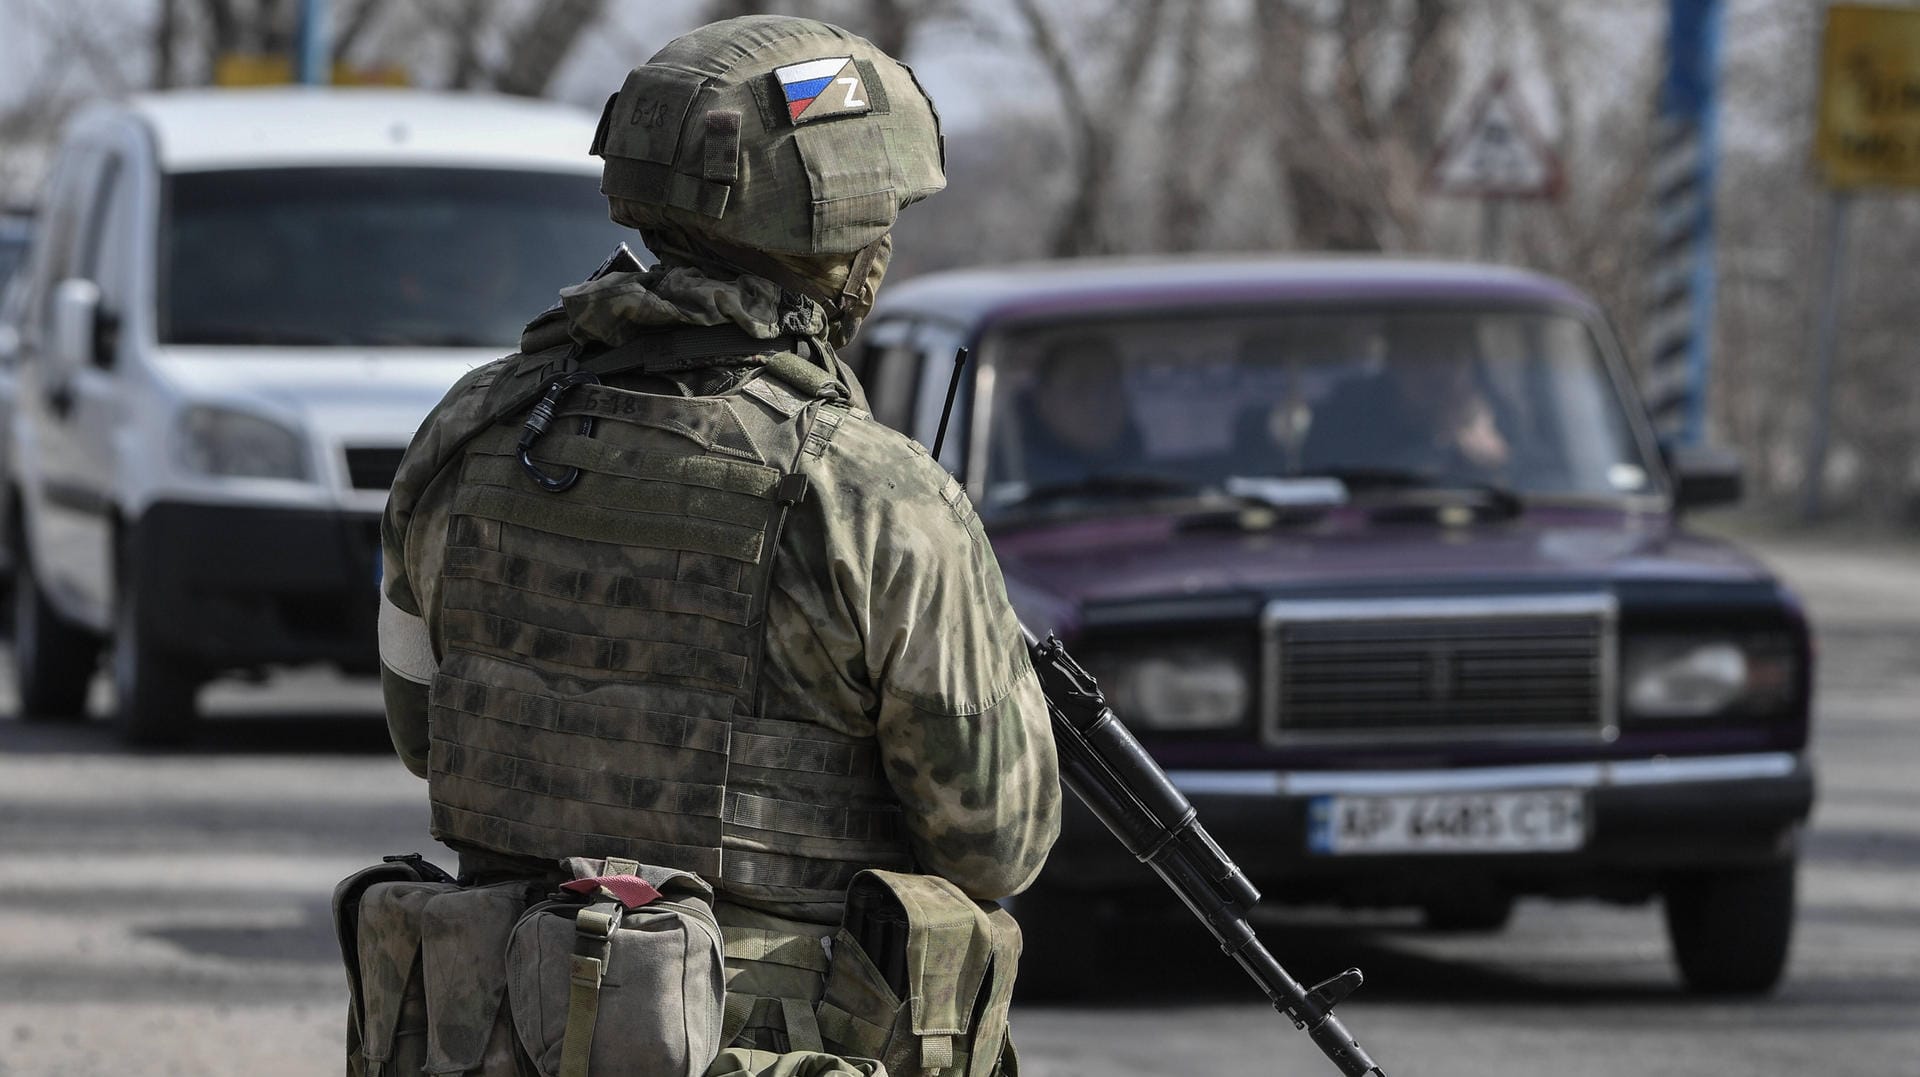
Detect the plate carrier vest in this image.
<box><xmin>426</xmin><ymin>329</ymin><xmax>914</xmax><ymax>908</ymax></box>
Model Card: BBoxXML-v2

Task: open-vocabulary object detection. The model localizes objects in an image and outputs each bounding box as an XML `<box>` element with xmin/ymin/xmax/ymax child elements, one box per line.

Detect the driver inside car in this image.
<box><xmin>1300</xmin><ymin>319</ymin><xmax>1512</xmax><ymax>477</ymax></box>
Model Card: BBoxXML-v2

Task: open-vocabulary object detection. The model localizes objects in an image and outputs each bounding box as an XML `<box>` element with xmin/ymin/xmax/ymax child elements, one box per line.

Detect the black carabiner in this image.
<box><xmin>517</xmin><ymin>371</ymin><xmax>601</xmax><ymax>493</ymax></box>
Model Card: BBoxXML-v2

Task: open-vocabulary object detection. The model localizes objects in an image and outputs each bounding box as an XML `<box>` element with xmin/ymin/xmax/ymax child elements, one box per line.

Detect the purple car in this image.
<box><xmin>851</xmin><ymin>257</ymin><xmax>1811</xmax><ymax>996</ymax></box>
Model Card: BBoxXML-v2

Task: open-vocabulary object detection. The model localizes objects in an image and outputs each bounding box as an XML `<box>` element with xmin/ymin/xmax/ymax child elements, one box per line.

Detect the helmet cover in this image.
<box><xmin>591</xmin><ymin>15</ymin><xmax>946</xmax><ymax>258</ymax></box>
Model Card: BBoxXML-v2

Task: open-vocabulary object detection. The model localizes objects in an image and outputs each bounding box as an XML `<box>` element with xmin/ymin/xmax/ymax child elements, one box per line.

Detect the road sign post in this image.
<box><xmin>1801</xmin><ymin>4</ymin><xmax>1920</xmax><ymax>519</ymax></box>
<box><xmin>1425</xmin><ymin>72</ymin><xmax>1563</xmax><ymax>263</ymax></box>
<box><xmin>298</xmin><ymin>0</ymin><xmax>331</xmax><ymax>86</ymax></box>
<box><xmin>1642</xmin><ymin>0</ymin><xmax>1723</xmax><ymax>449</ymax></box>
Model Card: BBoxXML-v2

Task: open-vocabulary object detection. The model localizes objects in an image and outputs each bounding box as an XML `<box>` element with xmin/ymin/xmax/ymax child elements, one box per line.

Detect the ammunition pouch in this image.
<box><xmin>333</xmin><ymin>855</ymin><xmax>726</xmax><ymax>1077</ymax></box>
<box><xmin>815</xmin><ymin>871</ymin><xmax>1022</xmax><ymax>1077</ymax></box>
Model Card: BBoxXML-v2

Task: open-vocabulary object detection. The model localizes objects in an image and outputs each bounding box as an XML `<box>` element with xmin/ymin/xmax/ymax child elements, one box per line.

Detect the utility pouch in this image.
<box><xmin>505</xmin><ymin>856</ymin><xmax>726</xmax><ymax>1077</ymax></box>
<box><xmin>334</xmin><ymin>854</ymin><xmax>459</xmax><ymax>1077</ymax></box>
<box><xmin>421</xmin><ymin>881</ymin><xmax>545</xmax><ymax>1076</ymax></box>
<box><xmin>816</xmin><ymin>871</ymin><xmax>1023</xmax><ymax>1077</ymax></box>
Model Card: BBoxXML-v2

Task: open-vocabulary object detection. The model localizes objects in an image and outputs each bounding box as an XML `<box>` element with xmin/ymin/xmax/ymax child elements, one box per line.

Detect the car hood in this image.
<box><xmin>153</xmin><ymin>346</ymin><xmax>499</xmax><ymax>446</ymax></box>
<box><xmin>991</xmin><ymin>505</ymin><xmax>1777</xmax><ymax>629</ymax></box>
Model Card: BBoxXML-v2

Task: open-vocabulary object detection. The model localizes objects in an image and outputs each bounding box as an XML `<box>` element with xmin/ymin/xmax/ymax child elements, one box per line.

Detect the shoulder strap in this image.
<box><xmin>484</xmin><ymin>326</ymin><xmax>842</xmax><ymax>427</ymax></box>
<box><xmin>559</xmin><ymin>901</ymin><xmax>623</xmax><ymax>1077</ymax></box>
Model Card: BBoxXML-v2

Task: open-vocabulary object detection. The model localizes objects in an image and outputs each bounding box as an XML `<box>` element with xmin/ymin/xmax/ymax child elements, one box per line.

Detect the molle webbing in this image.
<box><xmin>428</xmin><ymin>368</ymin><xmax>912</xmax><ymax>904</ymax></box>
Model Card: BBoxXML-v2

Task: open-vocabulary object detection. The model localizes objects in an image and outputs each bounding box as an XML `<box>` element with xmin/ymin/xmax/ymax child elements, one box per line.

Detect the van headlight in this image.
<box><xmin>1107</xmin><ymin>652</ymin><xmax>1251</xmax><ymax>731</ymax></box>
<box><xmin>1623</xmin><ymin>636</ymin><xmax>1796</xmax><ymax>719</ymax></box>
<box><xmin>175</xmin><ymin>406</ymin><xmax>309</xmax><ymax>480</ymax></box>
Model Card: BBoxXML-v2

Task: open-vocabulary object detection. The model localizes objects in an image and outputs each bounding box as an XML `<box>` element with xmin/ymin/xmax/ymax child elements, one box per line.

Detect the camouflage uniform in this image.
<box><xmin>376</xmin><ymin>16</ymin><xmax>1058</xmax><ymax>1068</ymax></box>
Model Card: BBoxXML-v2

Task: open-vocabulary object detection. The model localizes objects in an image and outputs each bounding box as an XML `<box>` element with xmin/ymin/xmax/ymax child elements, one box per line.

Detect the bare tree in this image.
<box><xmin>494</xmin><ymin>0</ymin><xmax>608</xmax><ymax>97</ymax></box>
<box><xmin>1007</xmin><ymin>0</ymin><xmax>1171</xmax><ymax>257</ymax></box>
<box><xmin>702</xmin><ymin>0</ymin><xmax>956</xmax><ymax>58</ymax></box>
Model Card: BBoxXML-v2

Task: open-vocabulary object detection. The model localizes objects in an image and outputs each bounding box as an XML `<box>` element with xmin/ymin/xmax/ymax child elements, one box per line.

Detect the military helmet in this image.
<box><xmin>591</xmin><ymin>15</ymin><xmax>945</xmax><ymax>259</ymax></box>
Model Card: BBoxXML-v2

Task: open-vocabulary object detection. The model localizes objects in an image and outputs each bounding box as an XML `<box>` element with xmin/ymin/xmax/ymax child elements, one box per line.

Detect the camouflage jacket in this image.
<box><xmin>377</xmin><ymin>263</ymin><xmax>1061</xmax><ymax>922</ymax></box>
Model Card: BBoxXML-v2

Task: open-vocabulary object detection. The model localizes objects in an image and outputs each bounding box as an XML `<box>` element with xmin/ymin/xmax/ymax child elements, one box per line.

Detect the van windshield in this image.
<box><xmin>160</xmin><ymin>167</ymin><xmax>628</xmax><ymax>348</ymax></box>
<box><xmin>979</xmin><ymin>308</ymin><xmax>1661</xmax><ymax>512</ymax></box>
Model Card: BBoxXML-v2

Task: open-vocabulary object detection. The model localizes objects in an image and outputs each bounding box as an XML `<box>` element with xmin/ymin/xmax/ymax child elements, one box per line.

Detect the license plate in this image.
<box><xmin>1307</xmin><ymin>790</ymin><xmax>1586</xmax><ymax>855</ymax></box>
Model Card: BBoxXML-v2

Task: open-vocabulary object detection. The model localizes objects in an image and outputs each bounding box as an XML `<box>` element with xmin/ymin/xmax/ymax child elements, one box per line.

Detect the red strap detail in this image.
<box><xmin>561</xmin><ymin>875</ymin><xmax>662</xmax><ymax>909</ymax></box>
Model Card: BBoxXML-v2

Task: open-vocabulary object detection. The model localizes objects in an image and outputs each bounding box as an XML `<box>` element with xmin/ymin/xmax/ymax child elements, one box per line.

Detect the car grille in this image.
<box><xmin>1262</xmin><ymin>595</ymin><xmax>1616</xmax><ymax>742</ymax></box>
<box><xmin>344</xmin><ymin>447</ymin><xmax>406</xmax><ymax>491</ymax></box>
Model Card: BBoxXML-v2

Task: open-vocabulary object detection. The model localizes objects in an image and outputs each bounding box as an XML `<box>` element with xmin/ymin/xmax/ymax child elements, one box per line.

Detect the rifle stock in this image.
<box><xmin>1024</xmin><ymin>626</ymin><xmax>1387</xmax><ymax>1077</ymax></box>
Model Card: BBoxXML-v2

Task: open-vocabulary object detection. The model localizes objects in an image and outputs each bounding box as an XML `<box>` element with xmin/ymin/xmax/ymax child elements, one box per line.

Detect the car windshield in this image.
<box><xmin>160</xmin><ymin>167</ymin><xmax>629</xmax><ymax>348</ymax></box>
<box><xmin>978</xmin><ymin>308</ymin><xmax>1660</xmax><ymax>513</ymax></box>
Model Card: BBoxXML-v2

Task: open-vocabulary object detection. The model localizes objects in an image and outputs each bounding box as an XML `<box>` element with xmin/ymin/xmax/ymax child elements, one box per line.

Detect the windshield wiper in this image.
<box><xmin>999</xmin><ymin>472</ymin><xmax>1210</xmax><ymax>509</ymax></box>
<box><xmin>1302</xmin><ymin>467</ymin><xmax>1525</xmax><ymax>518</ymax></box>
<box><xmin>1001</xmin><ymin>474</ymin><xmax>1344</xmax><ymax>532</ymax></box>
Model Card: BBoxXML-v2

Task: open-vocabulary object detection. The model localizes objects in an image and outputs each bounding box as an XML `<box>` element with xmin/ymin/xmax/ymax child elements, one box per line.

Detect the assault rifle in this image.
<box><xmin>1024</xmin><ymin>627</ymin><xmax>1387</xmax><ymax>1077</ymax></box>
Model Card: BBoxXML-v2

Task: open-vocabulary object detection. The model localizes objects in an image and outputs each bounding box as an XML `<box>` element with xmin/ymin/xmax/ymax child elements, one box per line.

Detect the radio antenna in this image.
<box><xmin>930</xmin><ymin>346</ymin><xmax>969</xmax><ymax>462</ymax></box>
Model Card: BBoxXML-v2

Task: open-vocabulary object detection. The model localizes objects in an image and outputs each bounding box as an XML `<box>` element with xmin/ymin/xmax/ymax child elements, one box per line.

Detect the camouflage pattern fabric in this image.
<box><xmin>381</xmin><ymin>266</ymin><xmax>1060</xmax><ymax>926</ymax></box>
<box><xmin>556</xmin><ymin>264</ymin><xmax>825</xmax><ymax>348</ymax></box>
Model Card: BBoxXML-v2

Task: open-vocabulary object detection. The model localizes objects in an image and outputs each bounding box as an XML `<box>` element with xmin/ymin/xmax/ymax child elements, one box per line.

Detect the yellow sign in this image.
<box><xmin>214</xmin><ymin>54</ymin><xmax>410</xmax><ymax>88</ymax></box>
<box><xmin>1816</xmin><ymin>4</ymin><xmax>1920</xmax><ymax>188</ymax></box>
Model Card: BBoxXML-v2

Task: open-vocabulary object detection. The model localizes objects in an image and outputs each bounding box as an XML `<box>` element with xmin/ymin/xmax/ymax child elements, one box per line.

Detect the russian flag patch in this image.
<box><xmin>773</xmin><ymin>56</ymin><xmax>872</xmax><ymax>124</ymax></box>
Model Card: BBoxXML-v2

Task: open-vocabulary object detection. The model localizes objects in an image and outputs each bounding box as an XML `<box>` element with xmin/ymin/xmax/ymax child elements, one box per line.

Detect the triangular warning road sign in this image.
<box><xmin>1426</xmin><ymin>72</ymin><xmax>1564</xmax><ymax>199</ymax></box>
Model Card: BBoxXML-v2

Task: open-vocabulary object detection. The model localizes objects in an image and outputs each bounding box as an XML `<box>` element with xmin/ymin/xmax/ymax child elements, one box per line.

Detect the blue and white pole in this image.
<box><xmin>1643</xmin><ymin>0</ymin><xmax>1724</xmax><ymax>447</ymax></box>
<box><xmin>297</xmin><ymin>0</ymin><xmax>331</xmax><ymax>86</ymax></box>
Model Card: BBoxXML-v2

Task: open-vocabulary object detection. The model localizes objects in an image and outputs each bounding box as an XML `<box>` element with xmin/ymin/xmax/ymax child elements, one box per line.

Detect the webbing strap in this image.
<box><xmin>560</xmin><ymin>902</ymin><xmax>620</xmax><ymax>1077</ymax></box>
<box><xmin>720</xmin><ymin>927</ymin><xmax>832</xmax><ymax>974</ymax></box>
<box><xmin>923</xmin><ymin>1033</ymin><xmax>956</xmax><ymax>1074</ymax></box>
<box><xmin>781</xmin><ymin>996</ymin><xmax>825</xmax><ymax>1053</ymax></box>
<box><xmin>724</xmin><ymin>791</ymin><xmax>904</xmax><ymax>842</ymax></box>
<box><xmin>717</xmin><ymin>994</ymin><xmax>829</xmax><ymax>1055</ymax></box>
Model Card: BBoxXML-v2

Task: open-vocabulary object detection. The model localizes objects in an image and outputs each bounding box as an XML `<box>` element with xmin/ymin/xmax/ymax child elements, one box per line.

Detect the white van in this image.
<box><xmin>7</xmin><ymin>89</ymin><xmax>629</xmax><ymax>743</ymax></box>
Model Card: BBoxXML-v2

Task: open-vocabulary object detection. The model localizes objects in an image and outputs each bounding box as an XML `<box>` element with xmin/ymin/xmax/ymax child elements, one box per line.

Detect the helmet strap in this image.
<box><xmin>836</xmin><ymin>239</ymin><xmax>885</xmax><ymax>320</ymax></box>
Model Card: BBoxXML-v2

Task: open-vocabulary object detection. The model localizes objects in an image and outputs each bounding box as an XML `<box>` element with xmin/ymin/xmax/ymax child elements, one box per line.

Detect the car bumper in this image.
<box><xmin>1042</xmin><ymin>751</ymin><xmax>1815</xmax><ymax>904</ymax></box>
<box><xmin>130</xmin><ymin>501</ymin><xmax>383</xmax><ymax>673</ymax></box>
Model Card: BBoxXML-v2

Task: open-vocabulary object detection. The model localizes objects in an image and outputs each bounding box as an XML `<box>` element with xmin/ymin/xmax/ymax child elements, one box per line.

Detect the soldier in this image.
<box><xmin>373</xmin><ymin>14</ymin><xmax>1060</xmax><ymax>1075</ymax></box>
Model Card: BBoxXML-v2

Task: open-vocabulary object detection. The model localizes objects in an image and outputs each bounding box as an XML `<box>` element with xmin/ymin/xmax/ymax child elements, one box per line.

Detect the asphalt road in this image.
<box><xmin>0</xmin><ymin>538</ymin><xmax>1916</xmax><ymax>1077</ymax></box>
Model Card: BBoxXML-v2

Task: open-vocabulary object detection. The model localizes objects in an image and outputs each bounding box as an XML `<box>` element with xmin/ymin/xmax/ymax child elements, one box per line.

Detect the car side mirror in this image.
<box><xmin>1663</xmin><ymin>442</ymin><xmax>1744</xmax><ymax>512</ymax></box>
<box><xmin>51</xmin><ymin>278</ymin><xmax>102</xmax><ymax>376</ymax></box>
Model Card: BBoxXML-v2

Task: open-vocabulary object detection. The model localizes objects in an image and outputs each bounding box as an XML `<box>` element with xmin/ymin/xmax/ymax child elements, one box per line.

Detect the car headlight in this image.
<box><xmin>175</xmin><ymin>406</ymin><xmax>309</xmax><ymax>480</ymax></box>
<box><xmin>1623</xmin><ymin>636</ymin><xmax>1797</xmax><ymax>719</ymax></box>
<box><xmin>1107</xmin><ymin>652</ymin><xmax>1251</xmax><ymax>731</ymax></box>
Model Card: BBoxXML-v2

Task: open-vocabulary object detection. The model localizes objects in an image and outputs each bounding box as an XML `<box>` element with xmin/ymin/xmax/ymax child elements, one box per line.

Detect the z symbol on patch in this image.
<box><xmin>775</xmin><ymin>57</ymin><xmax>871</xmax><ymax>123</ymax></box>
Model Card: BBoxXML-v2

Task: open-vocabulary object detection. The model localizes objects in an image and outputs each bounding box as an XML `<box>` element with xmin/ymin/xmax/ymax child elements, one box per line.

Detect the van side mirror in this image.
<box><xmin>1663</xmin><ymin>442</ymin><xmax>1744</xmax><ymax>512</ymax></box>
<box><xmin>51</xmin><ymin>278</ymin><xmax>107</xmax><ymax>373</ymax></box>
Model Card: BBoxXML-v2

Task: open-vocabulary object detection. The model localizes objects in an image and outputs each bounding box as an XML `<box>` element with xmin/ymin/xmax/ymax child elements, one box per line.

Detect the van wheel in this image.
<box><xmin>1663</xmin><ymin>861</ymin><xmax>1795</xmax><ymax>996</ymax></box>
<box><xmin>111</xmin><ymin>552</ymin><xmax>200</xmax><ymax>746</ymax></box>
<box><xmin>11</xmin><ymin>545</ymin><xmax>99</xmax><ymax>720</ymax></box>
